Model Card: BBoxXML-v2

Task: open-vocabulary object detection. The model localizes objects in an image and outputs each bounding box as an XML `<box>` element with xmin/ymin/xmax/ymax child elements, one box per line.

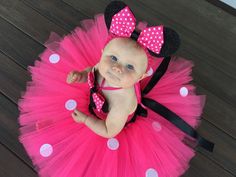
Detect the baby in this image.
<box><xmin>66</xmin><ymin>37</ymin><xmax>149</xmax><ymax>138</ymax></box>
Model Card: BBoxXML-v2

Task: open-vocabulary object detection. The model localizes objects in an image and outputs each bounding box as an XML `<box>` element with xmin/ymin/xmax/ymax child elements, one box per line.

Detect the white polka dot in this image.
<box><xmin>40</xmin><ymin>144</ymin><xmax>53</xmax><ymax>157</ymax></box>
<box><xmin>152</xmin><ymin>121</ymin><xmax>162</xmax><ymax>132</ymax></box>
<box><xmin>107</xmin><ymin>138</ymin><xmax>119</xmax><ymax>150</ymax></box>
<box><xmin>180</xmin><ymin>87</ymin><xmax>188</xmax><ymax>97</ymax></box>
<box><xmin>65</xmin><ymin>99</ymin><xmax>77</xmax><ymax>110</ymax></box>
<box><xmin>146</xmin><ymin>168</ymin><xmax>159</xmax><ymax>177</ymax></box>
<box><xmin>49</xmin><ymin>53</ymin><xmax>60</xmax><ymax>63</ymax></box>
<box><xmin>147</xmin><ymin>67</ymin><xmax>153</xmax><ymax>76</ymax></box>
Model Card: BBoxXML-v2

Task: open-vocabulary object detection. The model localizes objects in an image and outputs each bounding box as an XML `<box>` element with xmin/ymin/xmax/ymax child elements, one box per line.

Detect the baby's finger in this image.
<box><xmin>72</xmin><ymin>74</ymin><xmax>78</xmax><ymax>81</ymax></box>
<box><xmin>74</xmin><ymin>109</ymin><xmax>80</xmax><ymax>114</ymax></box>
<box><xmin>66</xmin><ymin>72</ymin><xmax>73</xmax><ymax>83</ymax></box>
<box><xmin>67</xmin><ymin>77</ymin><xmax>72</xmax><ymax>84</ymax></box>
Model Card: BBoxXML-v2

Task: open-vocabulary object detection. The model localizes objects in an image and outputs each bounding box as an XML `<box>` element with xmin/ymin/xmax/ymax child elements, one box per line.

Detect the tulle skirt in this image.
<box><xmin>18</xmin><ymin>14</ymin><xmax>205</xmax><ymax>177</ymax></box>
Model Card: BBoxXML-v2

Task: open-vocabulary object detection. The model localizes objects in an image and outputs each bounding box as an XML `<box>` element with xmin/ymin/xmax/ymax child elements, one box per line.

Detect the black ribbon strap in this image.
<box><xmin>143</xmin><ymin>56</ymin><xmax>171</xmax><ymax>95</ymax></box>
<box><xmin>142</xmin><ymin>97</ymin><xmax>215</xmax><ymax>152</ymax></box>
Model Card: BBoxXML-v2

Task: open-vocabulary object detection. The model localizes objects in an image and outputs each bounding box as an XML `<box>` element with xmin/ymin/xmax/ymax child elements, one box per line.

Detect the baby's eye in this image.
<box><xmin>126</xmin><ymin>64</ymin><xmax>134</xmax><ymax>70</ymax></box>
<box><xmin>110</xmin><ymin>55</ymin><xmax>118</xmax><ymax>62</ymax></box>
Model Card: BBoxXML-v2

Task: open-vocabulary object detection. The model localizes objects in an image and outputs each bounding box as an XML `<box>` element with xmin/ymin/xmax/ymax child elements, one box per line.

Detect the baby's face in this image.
<box><xmin>98</xmin><ymin>38</ymin><xmax>148</xmax><ymax>88</ymax></box>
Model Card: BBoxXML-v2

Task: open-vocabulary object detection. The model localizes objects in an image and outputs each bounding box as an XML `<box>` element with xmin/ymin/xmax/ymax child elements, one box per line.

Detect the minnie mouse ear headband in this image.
<box><xmin>104</xmin><ymin>1</ymin><xmax>181</xmax><ymax>58</ymax></box>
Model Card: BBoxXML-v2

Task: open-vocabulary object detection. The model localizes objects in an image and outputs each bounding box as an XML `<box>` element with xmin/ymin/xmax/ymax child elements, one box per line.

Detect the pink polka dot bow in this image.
<box><xmin>87</xmin><ymin>72</ymin><xmax>105</xmax><ymax>112</ymax></box>
<box><xmin>110</xmin><ymin>6</ymin><xmax>164</xmax><ymax>54</ymax></box>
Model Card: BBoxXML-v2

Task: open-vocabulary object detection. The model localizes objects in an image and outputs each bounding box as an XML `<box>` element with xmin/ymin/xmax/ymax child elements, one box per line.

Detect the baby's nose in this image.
<box><xmin>112</xmin><ymin>65</ymin><xmax>122</xmax><ymax>74</ymax></box>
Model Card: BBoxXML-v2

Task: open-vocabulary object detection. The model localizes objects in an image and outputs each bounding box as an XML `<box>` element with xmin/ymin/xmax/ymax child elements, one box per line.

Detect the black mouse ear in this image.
<box><xmin>104</xmin><ymin>1</ymin><xmax>128</xmax><ymax>30</ymax></box>
<box><xmin>148</xmin><ymin>27</ymin><xmax>181</xmax><ymax>58</ymax></box>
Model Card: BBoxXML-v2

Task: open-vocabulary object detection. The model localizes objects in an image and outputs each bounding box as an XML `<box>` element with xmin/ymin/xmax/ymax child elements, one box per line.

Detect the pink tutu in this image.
<box><xmin>18</xmin><ymin>14</ymin><xmax>206</xmax><ymax>177</ymax></box>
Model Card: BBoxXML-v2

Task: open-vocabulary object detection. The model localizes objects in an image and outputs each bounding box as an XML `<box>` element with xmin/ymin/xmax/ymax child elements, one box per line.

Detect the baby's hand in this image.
<box><xmin>71</xmin><ymin>109</ymin><xmax>87</xmax><ymax>124</ymax></box>
<box><xmin>66</xmin><ymin>71</ymin><xmax>82</xmax><ymax>84</ymax></box>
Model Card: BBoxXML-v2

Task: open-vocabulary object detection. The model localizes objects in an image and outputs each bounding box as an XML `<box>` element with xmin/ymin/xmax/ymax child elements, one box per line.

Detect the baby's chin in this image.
<box><xmin>105</xmin><ymin>74</ymin><xmax>121</xmax><ymax>87</ymax></box>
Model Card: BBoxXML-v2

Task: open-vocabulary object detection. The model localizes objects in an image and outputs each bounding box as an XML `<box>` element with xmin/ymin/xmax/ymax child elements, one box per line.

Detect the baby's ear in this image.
<box><xmin>149</xmin><ymin>27</ymin><xmax>181</xmax><ymax>58</ymax></box>
<box><xmin>104</xmin><ymin>1</ymin><xmax>128</xmax><ymax>30</ymax></box>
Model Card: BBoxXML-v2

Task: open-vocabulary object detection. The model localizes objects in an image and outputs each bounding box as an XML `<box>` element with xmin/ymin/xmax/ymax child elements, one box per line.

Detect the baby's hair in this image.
<box><xmin>120</xmin><ymin>37</ymin><xmax>144</xmax><ymax>51</ymax></box>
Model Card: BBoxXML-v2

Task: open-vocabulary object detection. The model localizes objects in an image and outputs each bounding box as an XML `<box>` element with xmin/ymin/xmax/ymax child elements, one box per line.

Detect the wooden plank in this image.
<box><xmin>0</xmin><ymin>93</ymin><xmax>35</xmax><ymax>169</ymax></box>
<box><xmin>206</xmin><ymin>0</ymin><xmax>236</xmax><ymax>16</ymax></box>
<box><xmin>22</xmin><ymin>0</ymin><xmax>88</xmax><ymax>31</ymax></box>
<box><xmin>0</xmin><ymin>51</ymin><xmax>30</xmax><ymax>102</ymax></box>
<box><xmin>196</xmin><ymin>117</ymin><xmax>236</xmax><ymax>174</ymax></box>
<box><xmin>198</xmin><ymin>85</ymin><xmax>236</xmax><ymax>138</ymax></box>
<box><xmin>182</xmin><ymin>152</ymin><xmax>233</xmax><ymax>177</ymax></box>
<box><xmin>0</xmin><ymin>0</ymin><xmax>83</xmax><ymax>68</ymax></box>
<box><xmin>63</xmin><ymin>0</ymin><xmax>107</xmax><ymax>17</ymax></box>
<box><xmin>0</xmin><ymin>16</ymin><xmax>44</xmax><ymax>68</ymax></box>
<box><xmin>0</xmin><ymin>0</ymin><xmax>67</xmax><ymax>45</ymax></box>
<box><xmin>0</xmin><ymin>143</ymin><xmax>37</xmax><ymax>177</ymax></box>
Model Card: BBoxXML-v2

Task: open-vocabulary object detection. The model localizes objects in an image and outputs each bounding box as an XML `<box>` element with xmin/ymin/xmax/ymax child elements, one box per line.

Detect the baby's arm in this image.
<box><xmin>84</xmin><ymin>105</ymin><xmax>130</xmax><ymax>138</ymax></box>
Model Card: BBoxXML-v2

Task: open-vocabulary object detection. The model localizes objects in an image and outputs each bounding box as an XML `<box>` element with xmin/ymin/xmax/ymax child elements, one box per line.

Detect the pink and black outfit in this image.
<box><xmin>18</xmin><ymin>1</ymin><xmax>214</xmax><ymax>177</ymax></box>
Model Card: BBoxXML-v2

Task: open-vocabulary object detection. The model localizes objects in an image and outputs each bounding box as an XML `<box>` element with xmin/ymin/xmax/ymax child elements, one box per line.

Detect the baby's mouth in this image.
<box><xmin>107</xmin><ymin>72</ymin><xmax>120</xmax><ymax>81</ymax></box>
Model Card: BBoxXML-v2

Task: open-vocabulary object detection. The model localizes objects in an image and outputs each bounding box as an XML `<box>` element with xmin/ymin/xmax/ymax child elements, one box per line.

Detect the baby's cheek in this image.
<box><xmin>101</xmin><ymin>57</ymin><xmax>112</xmax><ymax>68</ymax></box>
<box><xmin>123</xmin><ymin>74</ymin><xmax>137</xmax><ymax>85</ymax></box>
<box><xmin>99</xmin><ymin>59</ymin><xmax>109</xmax><ymax>70</ymax></box>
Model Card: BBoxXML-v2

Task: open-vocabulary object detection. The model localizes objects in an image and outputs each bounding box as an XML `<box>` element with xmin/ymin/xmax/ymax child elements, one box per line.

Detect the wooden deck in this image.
<box><xmin>0</xmin><ymin>0</ymin><xmax>235</xmax><ymax>176</ymax></box>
